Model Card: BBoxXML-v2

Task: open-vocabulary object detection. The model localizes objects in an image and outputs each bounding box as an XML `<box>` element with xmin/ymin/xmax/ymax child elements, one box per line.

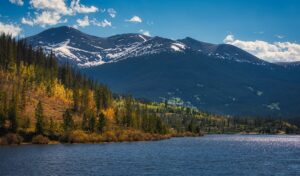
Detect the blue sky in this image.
<box><xmin>1</xmin><ymin>0</ymin><xmax>300</xmax><ymax>62</ymax></box>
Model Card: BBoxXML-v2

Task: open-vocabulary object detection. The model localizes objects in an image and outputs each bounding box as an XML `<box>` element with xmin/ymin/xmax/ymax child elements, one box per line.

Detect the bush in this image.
<box><xmin>59</xmin><ymin>130</ymin><xmax>88</xmax><ymax>143</ymax></box>
<box><xmin>127</xmin><ymin>131</ymin><xmax>145</xmax><ymax>141</ymax></box>
<box><xmin>0</xmin><ymin>133</ymin><xmax>23</xmax><ymax>145</ymax></box>
<box><xmin>32</xmin><ymin>135</ymin><xmax>49</xmax><ymax>144</ymax></box>
<box><xmin>60</xmin><ymin>130</ymin><xmax>104</xmax><ymax>143</ymax></box>
<box><xmin>88</xmin><ymin>133</ymin><xmax>103</xmax><ymax>143</ymax></box>
<box><xmin>103</xmin><ymin>131</ymin><xmax>117</xmax><ymax>142</ymax></box>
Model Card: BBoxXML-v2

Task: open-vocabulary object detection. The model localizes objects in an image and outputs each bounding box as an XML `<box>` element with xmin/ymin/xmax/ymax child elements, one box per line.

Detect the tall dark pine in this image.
<box><xmin>97</xmin><ymin>112</ymin><xmax>106</xmax><ymax>134</ymax></box>
<box><xmin>8</xmin><ymin>96</ymin><xmax>18</xmax><ymax>132</ymax></box>
<box><xmin>35</xmin><ymin>101</ymin><xmax>44</xmax><ymax>135</ymax></box>
<box><xmin>63</xmin><ymin>109</ymin><xmax>73</xmax><ymax>132</ymax></box>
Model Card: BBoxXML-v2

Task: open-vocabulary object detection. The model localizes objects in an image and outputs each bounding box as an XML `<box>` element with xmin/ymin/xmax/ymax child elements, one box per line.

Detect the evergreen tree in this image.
<box><xmin>0</xmin><ymin>112</ymin><xmax>4</xmax><ymax>130</ymax></box>
<box><xmin>72</xmin><ymin>88</ymin><xmax>80</xmax><ymax>112</ymax></box>
<box><xmin>89</xmin><ymin>113</ymin><xmax>96</xmax><ymax>132</ymax></box>
<box><xmin>35</xmin><ymin>101</ymin><xmax>44</xmax><ymax>134</ymax></box>
<box><xmin>49</xmin><ymin>117</ymin><xmax>55</xmax><ymax>136</ymax></box>
<box><xmin>0</xmin><ymin>91</ymin><xmax>8</xmax><ymax>130</ymax></box>
<box><xmin>97</xmin><ymin>112</ymin><xmax>106</xmax><ymax>133</ymax></box>
<box><xmin>82</xmin><ymin>112</ymin><xmax>89</xmax><ymax>131</ymax></box>
<box><xmin>8</xmin><ymin>96</ymin><xmax>18</xmax><ymax>132</ymax></box>
<box><xmin>63</xmin><ymin>109</ymin><xmax>73</xmax><ymax>132</ymax></box>
<box><xmin>124</xmin><ymin>96</ymin><xmax>133</xmax><ymax>127</ymax></box>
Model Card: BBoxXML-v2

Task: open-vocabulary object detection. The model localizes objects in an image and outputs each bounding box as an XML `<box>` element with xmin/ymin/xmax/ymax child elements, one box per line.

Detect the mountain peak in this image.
<box><xmin>40</xmin><ymin>26</ymin><xmax>81</xmax><ymax>35</ymax></box>
<box><xmin>25</xmin><ymin>26</ymin><xmax>266</xmax><ymax>67</ymax></box>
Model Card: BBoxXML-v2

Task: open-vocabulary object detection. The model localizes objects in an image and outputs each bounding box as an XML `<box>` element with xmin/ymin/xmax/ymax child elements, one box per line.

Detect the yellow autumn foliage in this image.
<box><xmin>102</xmin><ymin>107</ymin><xmax>115</xmax><ymax>121</ymax></box>
<box><xmin>86</xmin><ymin>90</ymin><xmax>96</xmax><ymax>110</ymax></box>
<box><xmin>52</xmin><ymin>79</ymin><xmax>72</xmax><ymax>103</ymax></box>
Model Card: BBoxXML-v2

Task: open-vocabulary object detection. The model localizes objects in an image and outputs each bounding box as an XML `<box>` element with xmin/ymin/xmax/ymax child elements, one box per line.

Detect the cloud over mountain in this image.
<box><xmin>224</xmin><ymin>34</ymin><xmax>300</xmax><ymax>63</ymax></box>
<box><xmin>21</xmin><ymin>0</ymin><xmax>99</xmax><ymax>27</ymax></box>
<box><xmin>76</xmin><ymin>15</ymin><xmax>90</xmax><ymax>27</ymax></box>
<box><xmin>126</xmin><ymin>16</ymin><xmax>142</xmax><ymax>23</ymax></box>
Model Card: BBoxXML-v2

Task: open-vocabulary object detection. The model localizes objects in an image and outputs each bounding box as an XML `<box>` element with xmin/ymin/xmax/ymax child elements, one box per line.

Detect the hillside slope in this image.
<box><xmin>25</xmin><ymin>26</ymin><xmax>300</xmax><ymax>118</ymax></box>
<box><xmin>82</xmin><ymin>51</ymin><xmax>300</xmax><ymax>117</ymax></box>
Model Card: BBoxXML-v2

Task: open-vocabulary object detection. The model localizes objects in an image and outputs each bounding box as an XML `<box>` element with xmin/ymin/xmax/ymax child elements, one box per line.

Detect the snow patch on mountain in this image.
<box><xmin>50</xmin><ymin>39</ymin><xmax>80</xmax><ymax>62</ymax></box>
<box><xmin>139</xmin><ymin>35</ymin><xmax>148</xmax><ymax>42</ymax></box>
<box><xmin>171</xmin><ymin>42</ymin><xmax>186</xmax><ymax>52</ymax></box>
<box><xmin>26</xmin><ymin>26</ymin><xmax>268</xmax><ymax>68</ymax></box>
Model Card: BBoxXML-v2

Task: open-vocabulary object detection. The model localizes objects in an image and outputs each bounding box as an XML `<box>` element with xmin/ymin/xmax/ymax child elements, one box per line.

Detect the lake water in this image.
<box><xmin>0</xmin><ymin>135</ymin><xmax>299</xmax><ymax>176</ymax></box>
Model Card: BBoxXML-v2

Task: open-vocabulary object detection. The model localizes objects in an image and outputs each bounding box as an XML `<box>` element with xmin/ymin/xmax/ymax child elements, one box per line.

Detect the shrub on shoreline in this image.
<box><xmin>59</xmin><ymin>130</ymin><xmax>103</xmax><ymax>143</ymax></box>
<box><xmin>0</xmin><ymin>133</ymin><xmax>23</xmax><ymax>145</ymax></box>
<box><xmin>0</xmin><ymin>130</ymin><xmax>185</xmax><ymax>145</ymax></box>
<box><xmin>58</xmin><ymin>129</ymin><xmax>172</xmax><ymax>144</ymax></box>
<box><xmin>32</xmin><ymin>135</ymin><xmax>50</xmax><ymax>144</ymax></box>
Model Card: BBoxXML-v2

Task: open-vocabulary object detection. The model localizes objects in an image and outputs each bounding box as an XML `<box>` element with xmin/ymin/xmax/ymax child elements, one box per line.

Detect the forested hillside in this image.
<box><xmin>28</xmin><ymin>26</ymin><xmax>300</xmax><ymax>118</ymax></box>
<box><xmin>0</xmin><ymin>34</ymin><xmax>298</xmax><ymax>145</ymax></box>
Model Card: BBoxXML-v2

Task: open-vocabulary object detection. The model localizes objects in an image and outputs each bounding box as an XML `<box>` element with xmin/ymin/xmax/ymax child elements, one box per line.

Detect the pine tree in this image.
<box><xmin>0</xmin><ymin>91</ymin><xmax>8</xmax><ymax>130</ymax></box>
<box><xmin>63</xmin><ymin>109</ymin><xmax>73</xmax><ymax>132</ymax></box>
<box><xmin>97</xmin><ymin>112</ymin><xmax>106</xmax><ymax>133</ymax></box>
<box><xmin>82</xmin><ymin>112</ymin><xmax>88</xmax><ymax>131</ymax></box>
<box><xmin>72</xmin><ymin>88</ymin><xmax>80</xmax><ymax>112</ymax></box>
<box><xmin>35</xmin><ymin>101</ymin><xmax>44</xmax><ymax>134</ymax></box>
<box><xmin>8</xmin><ymin>96</ymin><xmax>18</xmax><ymax>132</ymax></box>
<box><xmin>49</xmin><ymin>117</ymin><xmax>55</xmax><ymax>136</ymax></box>
<box><xmin>89</xmin><ymin>113</ymin><xmax>96</xmax><ymax>132</ymax></box>
<box><xmin>0</xmin><ymin>114</ymin><xmax>5</xmax><ymax>130</ymax></box>
<box><xmin>124</xmin><ymin>96</ymin><xmax>133</xmax><ymax>127</ymax></box>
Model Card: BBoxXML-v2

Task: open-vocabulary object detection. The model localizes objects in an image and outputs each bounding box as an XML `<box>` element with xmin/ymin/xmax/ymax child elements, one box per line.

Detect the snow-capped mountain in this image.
<box><xmin>25</xmin><ymin>26</ymin><xmax>300</xmax><ymax>117</ymax></box>
<box><xmin>26</xmin><ymin>26</ymin><xmax>184</xmax><ymax>67</ymax></box>
<box><xmin>26</xmin><ymin>26</ymin><xmax>266</xmax><ymax>67</ymax></box>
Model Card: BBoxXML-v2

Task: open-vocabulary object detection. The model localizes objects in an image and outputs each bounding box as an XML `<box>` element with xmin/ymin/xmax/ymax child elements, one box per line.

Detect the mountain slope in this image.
<box><xmin>82</xmin><ymin>51</ymin><xmax>300</xmax><ymax>117</ymax></box>
<box><xmin>26</xmin><ymin>26</ymin><xmax>300</xmax><ymax>117</ymax></box>
<box><xmin>26</xmin><ymin>26</ymin><xmax>266</xmax><ymax>67</ymax></box>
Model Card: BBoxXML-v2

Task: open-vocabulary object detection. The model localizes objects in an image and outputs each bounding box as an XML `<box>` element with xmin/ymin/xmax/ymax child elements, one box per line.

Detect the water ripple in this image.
<box><xmin>0</xmin><ymin>135</ymin><xmax>299</xmax><ymax>176</ymax></box>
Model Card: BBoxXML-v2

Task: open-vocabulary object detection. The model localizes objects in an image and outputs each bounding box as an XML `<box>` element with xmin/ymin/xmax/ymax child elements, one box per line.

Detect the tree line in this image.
<box><xmin>0</xmin><ymin>34</ymin><xmax>298</xmax><ymax>144</ymax></box>
<box><xmin>0</xmin><ymin>34</ymin><xmax>168</xmax><ymax>140</ymax></box>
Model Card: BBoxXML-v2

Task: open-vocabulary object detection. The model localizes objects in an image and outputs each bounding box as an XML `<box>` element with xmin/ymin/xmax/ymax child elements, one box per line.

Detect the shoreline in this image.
<box><xmin>2</xmin><ymin>132</ymin><xmax>299</xmax><ymax>146</ymax></box>
<box><xmin>0</xmin><ymin>132</ymin><xmax>202</xmax><ymax>146</ymax></box>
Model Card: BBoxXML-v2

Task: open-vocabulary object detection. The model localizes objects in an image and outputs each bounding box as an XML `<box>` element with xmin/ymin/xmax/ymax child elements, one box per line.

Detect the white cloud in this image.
<box><xmin>139</xmin><ymin>29</ymin><xmax>151</xmax><ymax>36</ymax></box>
<box><xmin>24</xmin><ymin>0</ymin><xmax>99</xmax><ymax>27</ymax></box>
<box><xmin>0</xmin><ymin>22</ymin><xmax>22</xmax><ymax>37</ymax></box>
<box><xmin>126</xmin><ymin>16</ymin><xmax>142</xmax><ymax>23</ymax></box>
<box><xmin>34</xmin><ymin>11</ymin><xmax>65</xmax><ymax>26</ymax></box>
<box><xmin>91</xmin><ymin>19</ymin><xmax>111</xmax><ymax>27</ymax></box>
<box><xmin>76</xmin><ymin>17</ymin><xmax>112</xmax><ymax>28</ymax></box>
<box><xmin>21</xmin><ymin>17</ymin><xmax>34</xmax><ymax>26</ymax></box>
<box><xmin>276</xmin><ymin>35</ymin><xmax>285</xmax><ymax>39</ymax></box>
<box><xmin>107</xmin><ymin>8</ymin><xmax>117</xmax><ymax>18</ymax></box>
<box><xmin>224</xmin><ymin>34</ymin><xmax>300</xmax><ymax>63</ymax></box>
<box><xmin>29</xmin><ymin>0</ymin><xmax>98</xmax><ymax>15</ymax></box>
<box><xmin>29</xmin><ymin>0</ymin><xmax>71</xmax><ymax>15</ymax></box>
<box><xmin>223</xmin><ymin>35</ymin><xmax>234</xmax><ymax>43</ymax></box>
<box><xmin>22</xmin><ymin>11</ymin><xmax>66</xmax><ymax>27</ymax></box>
<box><xmin>70</xmin><ymin>0</ymin><xmax>98</xmax><ymax>14</ymax></box>
<box><xmin>76</xmin><ymin>15</ymin><xmax>90</xmax><ymax>27</ymax></box>
<box><xmin>9</xmin><ymin>0</ymin><xmax>24</xmax><ymax>6</ymax></box>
